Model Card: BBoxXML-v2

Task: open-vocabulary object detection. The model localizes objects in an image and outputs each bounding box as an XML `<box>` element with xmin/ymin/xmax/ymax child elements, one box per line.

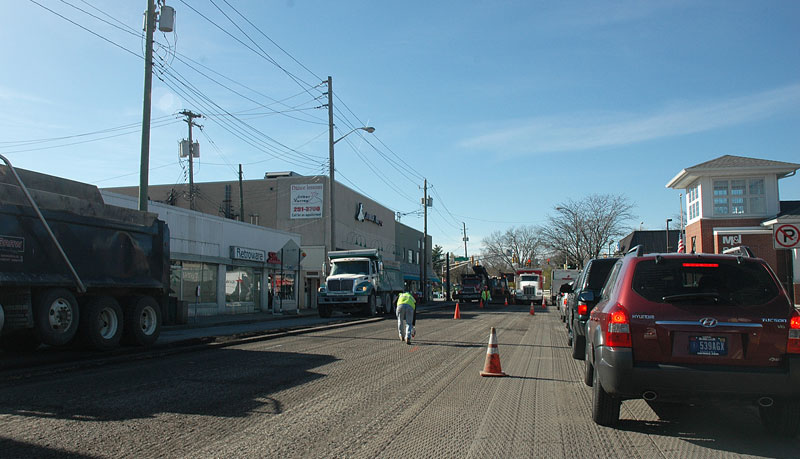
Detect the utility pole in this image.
<box><xmin>180</xmin><ymin>110</ymin><xmax>202</xmax><ymax>210</ymax></box>
<box><xmin>239</xmin><ymin>164</ymin><xmax>244</xmax><ymax>222</ymax></box>
<box><xmin>138</xmin><ymin>0</ymin><xmax>156</xmax><ymax>212</ymax></box>
<box><xmin>462</xmin><ymin>222</ymin><xmax>469</xmax><ymax>259</ymax></box>
<box><xmin>446</xmin><ymin>252</ymin><xmax>451</xmax><ymax>301</ymax></box>
<box><xmin>422</xmin><ymin>179</ymin><xmax>428</xmax><ymax>304</ymax></box>
<box><xmin>666</xmin><ymin>218</ymin><xmax>672</xmax><ymax>252</ymax></box>
<box><xmin>326</xmin><ymin>76</ymin><xmax>335</xmax><ymax>253</ymax></box>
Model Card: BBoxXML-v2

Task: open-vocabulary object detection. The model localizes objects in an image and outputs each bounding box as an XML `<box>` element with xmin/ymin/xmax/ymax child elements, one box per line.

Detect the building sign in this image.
<box><xmin>267</xmin><ymin>252</ymin><xmax>281</xmax><ymax>264</ymax></box>
<box><xmin>290</xmin><ymin>183</ymin><xmax>323</xmax><ymax>219</ymax></box>
<box><xmin>355</xmin><ymin>202</ymin><xmax>383</xmax><ymax>226</ymax></box>
<box><xmin>230</xmin><ymin>246</ymin><xmax>266</xmax><ymax>263</ymax></box>
<box><xmin>774</xmin><ymin>223</ymin><xmax>800</xmax><ymax>249</ymax></box>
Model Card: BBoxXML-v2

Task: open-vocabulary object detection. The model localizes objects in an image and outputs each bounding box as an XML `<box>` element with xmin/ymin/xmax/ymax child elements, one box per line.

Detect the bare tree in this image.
<box><xmin>539</xmin><ymin>194</ymin><xmax>635</xmax><ymax>269</ymax></box>
<box><xmin>480</xmin><ymin>226</ymin><xmax>542</xmax><ymax>274</ymax></box>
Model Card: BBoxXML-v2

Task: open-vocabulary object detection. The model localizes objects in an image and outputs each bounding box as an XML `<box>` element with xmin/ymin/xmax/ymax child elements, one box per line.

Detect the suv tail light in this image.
<box><xmin>606</xmin><ymin>304</ymin><xmax>631</xmax><ymax>348</ymax></box>
<box><xmin>788</xmin><ymin>309</ymin><xmax>800</xmax><ymax>354</ymax></box>
<box><xmin>577</xmin><ymin>302</ymin><xmax>588</xmax><ymax>316</ymax></box>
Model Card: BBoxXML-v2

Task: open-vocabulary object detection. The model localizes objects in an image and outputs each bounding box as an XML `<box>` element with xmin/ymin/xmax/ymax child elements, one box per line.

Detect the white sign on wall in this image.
<box><xmin>290</xmin><ymin>183</ymin><xmax>324</xmax><ymax>219</ymax></box>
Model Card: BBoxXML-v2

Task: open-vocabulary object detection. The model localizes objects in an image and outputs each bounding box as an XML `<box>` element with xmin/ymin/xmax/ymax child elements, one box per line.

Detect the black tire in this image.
<box><xmin>318</xmin><ymin>304</ymin><xmax>332</xmax><ymax>318</ymax></box>
<box><xmin>79</xmin><ymin>296</ymin><xmax>123</xmax><ymax>351</ymax></box>
<box><xmin>584</xmin><ymin>346</ymin><xmax>594</xmax><ymax>387</ymax></box>
<box><xmin>0</xmin><ymin>329</ymin><xmax>42</xmax><ymax>352</ymax></box>
<box><xmin>572</xmin><ymin>333</ymin><xmax>586</xmax><ymax>360</ymax></box>
<box><xmin>759</xmin><ymin>399</ymin><xmax>800</xmax><ymax>437</ymax></box>
<box><xmin>383</xmin><ymin>293</ymin><xmax>393</xmax><ymax>315</ymax></box>
<box><xmin>32</xmin><ymin>288</ymin><xmax>79</xmax><ymax>346</ymax></box>
<box><xmin>592</xmin><ymin>363</ymin><xmax>621</xmax><ymax>426</ymax></box>
<box><xmin>123</xmin><ymin>296</ymin><xmax>162</xmax><ymax>347</ymax></box>
<box><xmin>363</xmin><ymin>293</ymin><xmax>377</xmax><ymax>317</ymax></box>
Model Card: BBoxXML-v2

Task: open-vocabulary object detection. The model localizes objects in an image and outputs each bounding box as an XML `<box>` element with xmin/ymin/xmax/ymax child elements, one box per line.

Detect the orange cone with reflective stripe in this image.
<box><xmin>480</xmin><ymin>327</ymin><xmax>507</xmax><ymax>377</ymax></box>
<box><xmin>504</xmin><ymin>297</ymin><xmax>508</xmax><ymax>306</ymax></box>
<box><xmin>542</xmin><ymin>297</ymin><xmax>547</xmax><ymax>310</ymax></box>
<box><xmin>529</xmin><ymin>301</ymin><xmax>535</xmax><ymax>315</ymax></box>
<box><xmin>454</xmin><ymin>302</ymin><xmax>461</xmax><ymax>319</ymax></box>
<box><xmin>479</xmin><ymin>299</ymin><xmax>484</xmax><ymax>309</ymax></box>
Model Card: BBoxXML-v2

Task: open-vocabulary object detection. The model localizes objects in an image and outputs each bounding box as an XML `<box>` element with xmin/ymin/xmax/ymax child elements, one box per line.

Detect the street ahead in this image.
<box><xmin>1</xmin><ymin>304</ymin><xmax>799</xmax><ymax>458</ymax></box>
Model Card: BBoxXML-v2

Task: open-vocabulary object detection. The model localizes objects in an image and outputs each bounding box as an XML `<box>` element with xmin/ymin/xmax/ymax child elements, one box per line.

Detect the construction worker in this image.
<box><xmin>481</xmin><ymin>285</ymin><xmax>492</xmax><ymax>305</ymax></box>
<box><xmin>396</xmin><ymin>291</ymin><xmax>416</xmax><ymax>345</ymax></box>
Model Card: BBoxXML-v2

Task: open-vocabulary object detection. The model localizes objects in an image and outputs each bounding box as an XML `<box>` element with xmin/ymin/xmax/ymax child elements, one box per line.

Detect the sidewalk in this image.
<box><xmin>159</xmin><ymin>301</ymin><xmax>452</xmax><ymax>346</ymax></box>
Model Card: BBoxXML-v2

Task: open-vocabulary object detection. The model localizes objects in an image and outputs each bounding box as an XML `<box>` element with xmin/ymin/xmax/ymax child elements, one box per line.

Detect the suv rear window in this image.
<box><xmin>584</xmin><ymin>259</ymin><xmax>617</xmax><ymax>291</ymax></box>
<box><xmin>632</xmin><ymin>258</ymin><xmax>779</xmax><ymax>306</ymax></box>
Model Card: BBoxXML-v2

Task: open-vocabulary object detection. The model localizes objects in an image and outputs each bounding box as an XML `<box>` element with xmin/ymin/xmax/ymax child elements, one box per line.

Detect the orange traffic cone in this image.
<box><xmin>480</xmin><ymin>327</ymin><xmax>507</xmax><ymax>377</ymax></box>
<box><xmin>454</xmin><ymin>302</ymin><xmax>461</xmax><ymax>319</ymax></box>
<box><xmin>529</xmin><ymin>301</ymin><xmax>535</xmax><ymax>315</ymax></box>
<box><xmin>504</xmin><ymin>297</ymin><xmax>508</xmax><ymax>306</ymax></box>
<box><xmin>479</xmin><ymin>299</ymin><xmax>484</xmax><ymax>309</ymax></box>
<box><xmin>542</xmin><ymin>297</ymin><xmax>547</xmax><ymax>310</ymax></box>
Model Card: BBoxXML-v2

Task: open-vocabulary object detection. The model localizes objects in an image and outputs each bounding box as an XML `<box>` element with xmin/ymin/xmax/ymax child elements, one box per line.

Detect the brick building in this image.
<box><xmin>666</xmin><ymin>155</ymin><xmax>800</xmax><ymax>301</ymax></box>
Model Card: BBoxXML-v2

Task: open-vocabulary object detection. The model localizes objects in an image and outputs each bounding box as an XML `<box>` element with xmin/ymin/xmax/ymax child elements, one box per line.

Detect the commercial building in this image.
<box><xmin>102</xmin><ymin>191</ymin><xmax>301</xmax><ymax>318</ymax></box>
<box><xmin>104</xmin><ymin>173</ymin><xmax>435</xmax><ymax>309</ymax></box>
<box><xmin>666</xmin><ymin>154</ymin><xmax>800</xmax><ymax>301</ymax></box>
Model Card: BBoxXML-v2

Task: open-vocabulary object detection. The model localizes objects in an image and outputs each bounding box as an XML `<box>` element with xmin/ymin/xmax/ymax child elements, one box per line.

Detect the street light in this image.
<box><xmin>328</xmin><ymin>126</ymin><xmax>375</xmax><ymax>254</ymax></box>
<box><xmin>557</xmin><ymin>206</ymin><xmax>580</xmax><ymax>268</ymax></box>
<box><xmin>666</xmin><ymin>218</ymin><xmax>673</xmax><ymax>252</ymax></box>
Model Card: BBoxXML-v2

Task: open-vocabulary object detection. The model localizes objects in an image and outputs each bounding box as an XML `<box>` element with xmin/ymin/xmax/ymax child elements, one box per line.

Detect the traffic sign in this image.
<box><xmin>454</xmin><ymin>256</ymin><xmax>469</xmax><ymax>262</ymax></box>
<box><xmin>773</xmin><ymin>223</ymin><xmax>800</xmax><ymax>249</ymax></box>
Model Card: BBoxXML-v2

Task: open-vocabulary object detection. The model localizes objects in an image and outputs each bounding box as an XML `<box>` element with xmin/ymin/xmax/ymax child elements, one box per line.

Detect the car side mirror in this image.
<box><xmin>578</xmin><ymin>291</ymin><xmax>594</xmax><ymax>303</ymax></box>
<box><xmin>560</xmin><ymin>283</ymin><xmax>573</xmax><ymax>294</ymax></box>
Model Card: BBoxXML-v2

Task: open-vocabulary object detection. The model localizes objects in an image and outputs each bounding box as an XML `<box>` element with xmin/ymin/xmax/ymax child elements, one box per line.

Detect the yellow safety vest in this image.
<box><xmin>482</xmin><ymin>290</ymin><xmax>491</xmax><ymax>301</ymax></box>
<box><xmin>397</xmin><ymin>292</ymin><xmax>416</xmax><ymax>309</ymax></box>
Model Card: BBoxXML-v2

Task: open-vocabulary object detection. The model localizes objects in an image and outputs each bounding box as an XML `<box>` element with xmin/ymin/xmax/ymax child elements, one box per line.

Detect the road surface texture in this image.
<box><xmin>1</xmin><ymin>304</ymin><xmax>798</xmax><ymax>458</ymax></box>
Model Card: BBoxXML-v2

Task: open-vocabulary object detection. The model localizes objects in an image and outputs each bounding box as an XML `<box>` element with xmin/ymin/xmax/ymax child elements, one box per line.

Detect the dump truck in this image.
<box><xmin>0</xmin><ymin>158</ymin><xmax>170</xmax><ymax>351</ymax></box>
<box><xmin>317</xmin><ymin>249</ymin><xmax>404</xmax><ymax>317</ymax></box>
<box><xmin>512</xmin><ymin>268</ymin><xmax>543</xmax><ymax>305</ymax></box>
<box><xmin>454</xmin><ymin>273</ymin><xmax>483</xmax><ymax>303</ymax></box>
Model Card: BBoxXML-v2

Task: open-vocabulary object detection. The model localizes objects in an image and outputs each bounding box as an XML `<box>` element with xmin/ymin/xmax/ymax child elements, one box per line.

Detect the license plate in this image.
<box><xmin>689</xmin><ymin>336</ymin><xmax>727</xmax><ymax>356</ymax></box>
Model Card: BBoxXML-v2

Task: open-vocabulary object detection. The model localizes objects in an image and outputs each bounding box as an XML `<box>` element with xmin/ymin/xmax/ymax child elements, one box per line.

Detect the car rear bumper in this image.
<box><xmin>595</xmin><ymin>346</ymin><xmax>800</xmax><ymax>400</ymax></box>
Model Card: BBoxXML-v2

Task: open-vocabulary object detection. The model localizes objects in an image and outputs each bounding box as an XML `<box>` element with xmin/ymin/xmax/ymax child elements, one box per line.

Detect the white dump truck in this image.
<box><xmin>317</xmin><ymin>249</ymin><xmax>404</xmax><ymax>318</ymax></box>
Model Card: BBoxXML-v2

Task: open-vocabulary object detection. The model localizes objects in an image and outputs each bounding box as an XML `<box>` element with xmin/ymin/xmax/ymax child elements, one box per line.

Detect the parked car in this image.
<box><xmin>557</xmin><ymin>282</ymin><xmax>573</xmax><ymax>322</ymax></box>
<box><xmin>565</xmin><ymin>257</ymin><xmax>619</xmax><ymax>360</ymax></box>
<box><xmin>584</xmin><ymin>246</ymin><xmax>800</xmax><ymax>435</ymax></box>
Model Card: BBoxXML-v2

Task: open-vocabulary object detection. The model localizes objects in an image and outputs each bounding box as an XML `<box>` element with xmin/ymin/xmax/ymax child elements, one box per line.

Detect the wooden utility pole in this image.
<box><xmin>239</xmin><ymin>164</ymin><xmax>244</xmax><ymax>222</ymax></box>
<box><xmin>422</xmin><ymin>179</ymin><xmax>428</xmax><ymax>304</ymax></box>
<box><xmin>138</xmin><ymin>0</ymin><xmax>156</xmax><ymax>212</ymax></box>
<box><xmin>326</xmin><ymin>76</ymin><xmax>335</xmax><ymax>253</ymax></box>
<box><xmin>180</xmin><ymin>110</ymin><xmax>202</xmax><ymax>210</ymax></box>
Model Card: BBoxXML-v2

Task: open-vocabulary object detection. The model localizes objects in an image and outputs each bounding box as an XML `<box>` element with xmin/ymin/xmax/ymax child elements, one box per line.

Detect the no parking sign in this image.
<box><xmin>773</xmin><ymin>223</ymin><xmax>800</xmax><ymax>249</ymax></box>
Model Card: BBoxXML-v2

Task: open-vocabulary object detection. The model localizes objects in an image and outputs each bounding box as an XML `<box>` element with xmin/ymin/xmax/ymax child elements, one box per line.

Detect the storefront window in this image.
<box><xmin>276</xmin><ymin>273</ymin><xmax>295</xmax><ymax>301</ymax></box>
<box><xmin>225</xmin><ymin>266</ymin><xmax>255</xmax><ymax>305</ymax></box>
<box><xmin>179</xmin><ymin>261</ymin><xmax>218</xmax><ymax>303</ymax></box>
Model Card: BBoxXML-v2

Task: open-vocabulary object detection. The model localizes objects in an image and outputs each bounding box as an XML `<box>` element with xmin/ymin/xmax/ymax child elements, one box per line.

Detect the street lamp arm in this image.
<box><xmin>333</xmin><ymin>126</ymin><xmax>375</xmax><ymax>144</ymax></box>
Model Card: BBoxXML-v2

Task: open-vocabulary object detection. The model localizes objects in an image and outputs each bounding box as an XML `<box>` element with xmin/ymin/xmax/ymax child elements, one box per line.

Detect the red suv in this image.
<box><xmin>585</xmin><ymin>246</ymin><xmax>800</xmax><ymax>435</ymax></box>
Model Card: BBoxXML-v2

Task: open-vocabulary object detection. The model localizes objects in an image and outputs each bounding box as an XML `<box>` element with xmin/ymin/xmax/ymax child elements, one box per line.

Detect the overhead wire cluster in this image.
<box><xmin>22</xmin><ymin>0</ymin><xmax>470</xmax><ymax>244</ymax></box>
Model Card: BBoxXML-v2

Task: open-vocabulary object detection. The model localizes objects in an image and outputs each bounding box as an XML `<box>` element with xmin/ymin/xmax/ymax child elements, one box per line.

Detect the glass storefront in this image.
<box><xmin>170</xmin><ymin>261</ymin><xmax>218</xmax><ymax>303</ymax></box>
<box><xmin>225</xmin><ymin>266</ymin><xmax>256</xmax><ymax>306</ymax></box>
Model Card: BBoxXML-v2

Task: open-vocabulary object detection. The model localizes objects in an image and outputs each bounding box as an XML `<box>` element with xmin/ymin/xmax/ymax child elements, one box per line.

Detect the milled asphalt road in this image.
<box><xmin>1</xmin><ymin>302</ymin><xmax>798</xmax><ymax>458</ymax></box>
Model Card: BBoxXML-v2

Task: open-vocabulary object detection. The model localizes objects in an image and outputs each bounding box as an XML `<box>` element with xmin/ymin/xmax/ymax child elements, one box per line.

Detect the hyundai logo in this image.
<box><xmin>700</xmin><ymin>317</ymin><xmax>718</xmax><ymax>328</ymax></box>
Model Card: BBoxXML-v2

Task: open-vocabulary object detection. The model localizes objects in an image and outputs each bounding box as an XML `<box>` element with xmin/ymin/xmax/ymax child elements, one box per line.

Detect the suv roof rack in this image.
<box><xmin>627</xmin><ymin>245</ymin><xmax>644</xmax><ymax>257</ymax></box>
<box><xmin>722</xmin><ymin>245</ymin><xmax>755</xmax><ymax>258</ymax></box>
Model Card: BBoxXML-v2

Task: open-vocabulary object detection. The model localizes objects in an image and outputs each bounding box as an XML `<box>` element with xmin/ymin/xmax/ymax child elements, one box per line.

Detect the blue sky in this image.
<box><xmin>2</xmin><ymin>1</ymin><xmax>799</xmax><ymax>256</ymax></box>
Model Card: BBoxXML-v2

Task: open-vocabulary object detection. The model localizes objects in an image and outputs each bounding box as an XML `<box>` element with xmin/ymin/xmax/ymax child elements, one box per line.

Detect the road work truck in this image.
<box><xmin>0</xmin><ymin>158</ymin><xmax>169</xmax><ymax>351</ymax></box>
<box><xmin>512</xmin><ymin>268</ymin><xmax>543</xmax><ymax>305</ymax></box>
<box><xmin>317</xmin><ymin>249</ymin><xmax>404</xmax><ymax>318</ymax></box>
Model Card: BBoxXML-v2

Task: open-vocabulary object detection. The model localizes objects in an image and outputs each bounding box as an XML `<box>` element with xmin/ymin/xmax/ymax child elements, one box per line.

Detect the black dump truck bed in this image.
<box><xmin>0</xmin><ymin>164</ymin><xmax>170</xmax><ymax>351</ymax></box>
